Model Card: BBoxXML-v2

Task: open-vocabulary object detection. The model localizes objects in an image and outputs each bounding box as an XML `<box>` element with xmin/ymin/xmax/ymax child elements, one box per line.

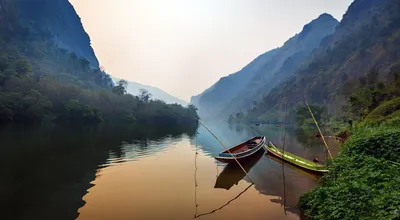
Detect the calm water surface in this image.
<box><xmin>0</xmin><ymin>122</ymin><xmax>340</xmax><ymax>220</ymax></box>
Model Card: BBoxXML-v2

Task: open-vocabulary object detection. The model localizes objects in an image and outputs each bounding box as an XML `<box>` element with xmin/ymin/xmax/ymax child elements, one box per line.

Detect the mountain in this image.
<box><xmin>0</xmin><ymin>0</ymin><xmax>113</xmax><ymax>89</ymax></box>
<box><xmin>112</xmin><ymin>77</ymin><xmax>188</xmax><ymax>106</ymax></box>
<box><xmin>190</xmin><ymin>48</ymin><xmax>279</xmax><ymax>118</ymax></box>
<box><xmin>19</xmin><ymin>0</ymin><xmax>99</xmax><ymax>68</ymax></box>
<box><xmin>248</xmin><ymin>0</ymin><xmax>400</xmax><ymax>121</ymax></box>
<box><xmin>191</xmin><ymin>14</ymin><xmax>339</xmax><ymax>119</ymax></box>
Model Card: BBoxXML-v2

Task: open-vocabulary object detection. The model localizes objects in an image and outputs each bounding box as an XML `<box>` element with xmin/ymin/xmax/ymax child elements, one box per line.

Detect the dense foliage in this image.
<box><xmin>0</xmin><ymin>74</ymin><xmax>199</xmax><ymax>125</ymax></box>
<box><xmin>298</xmin><ymin>126</ymin><xmax>400</xmax><ymax>220</ymax></box>
<box><xmin>0</xmin><ymin>0</ymin><xmax>199</xmax><ymax>125</ymax></box>
<box><xmin>343</xmin><ymin>71</ymin><xmax>400</xmax><ymax>121</ymax></box>
<box><xmin>294</xmin><ymin>104</ymin><xmax>327</xmax><ymax>129</ymax></box>
<box><xmin>298</xmin><ymin>74</ymin><xmax>400</xmax><ymax>219</ymax></box>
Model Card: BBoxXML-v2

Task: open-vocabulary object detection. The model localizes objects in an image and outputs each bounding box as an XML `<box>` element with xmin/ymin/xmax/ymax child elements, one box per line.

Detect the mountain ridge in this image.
<box><xmin>247</xmin><ymin>0</ymin><xmax>400</xmax><ymax>122</ymax></box>
<box><xmin>191</xmin><ymin>13</ymin><xmax>339</xmax><ymax>119</ymax></box>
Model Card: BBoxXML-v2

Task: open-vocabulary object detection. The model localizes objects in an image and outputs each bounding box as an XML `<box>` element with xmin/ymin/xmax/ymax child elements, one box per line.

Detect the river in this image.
<box><xmin>0</xmin><ymin>122</ymin><xmax>340</xmax><ymax>220</ymax></box>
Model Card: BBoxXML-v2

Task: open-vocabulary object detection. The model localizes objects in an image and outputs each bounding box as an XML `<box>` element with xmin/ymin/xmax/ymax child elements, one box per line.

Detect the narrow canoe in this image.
<box><xmin>265</xmin><ymin>141</ymin><xmax>329</xmax><ymax>173</ymax></box>
<box><xmin>215</xmin><ymin>136</ymin><xmax>266</xmax><ymax>163</ymax></box>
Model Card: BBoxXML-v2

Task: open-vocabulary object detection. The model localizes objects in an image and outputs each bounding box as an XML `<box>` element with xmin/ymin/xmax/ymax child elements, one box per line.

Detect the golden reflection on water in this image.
<box><xmin>77</xmin><ymin>138</ymin><xmax>317</xmax><ymax>220</ymax></box>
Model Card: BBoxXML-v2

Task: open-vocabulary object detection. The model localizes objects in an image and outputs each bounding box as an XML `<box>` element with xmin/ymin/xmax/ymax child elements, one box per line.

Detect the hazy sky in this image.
<box><xmin>69</xmin><ymin>0</ymin><xmax>353</xmax><ymax>102</ymax></box>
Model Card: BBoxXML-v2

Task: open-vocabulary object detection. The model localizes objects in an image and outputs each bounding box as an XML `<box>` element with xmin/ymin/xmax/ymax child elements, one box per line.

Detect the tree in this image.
<box><xmin>111</xmin><ymin>80</ymin><xmax>128</xmax><ymax>95</ymax></box>
<box><xmin>235</xmin><ymin>112</ymin><xmax>244</xmax><ymax>121</ymax></box>
<box><xmin>295</xmin><ymin>104</ymin><xmax>326</xmax><ymax>127</ymax></box>
<box><xmin>188</xmin><ymin>104</ymin><xmax>198</xmax><ymax>112</ymax></box>
<box><xmin>138</xmin><ymin>89</ymin><xmax>152</xmax><ymax>103</ymax></box>
<box><xmin>0</xmin><ymin>56</ymin><xmax>9</xmax><ymax>71</ymax></box>
<box><xmin>77</xmin><ymin>58</ymin><xmax>90</xmax><ymax>71</ymax></box>
<box><xmin>14</xmin><ymin>58</ymin><xmax>32</xmax><ymax>75</ymax></box>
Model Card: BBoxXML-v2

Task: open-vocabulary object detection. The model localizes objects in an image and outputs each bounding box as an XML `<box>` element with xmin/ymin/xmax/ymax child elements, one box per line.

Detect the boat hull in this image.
<box><xmin>215</xmin><ymin>136</ymin><xmax>266</xmax><ymax>163</ymax></box>
<box><xmin>265</xmin><ymin>141</ymin><xmax>329</xmax><ymax>173</ymax></box>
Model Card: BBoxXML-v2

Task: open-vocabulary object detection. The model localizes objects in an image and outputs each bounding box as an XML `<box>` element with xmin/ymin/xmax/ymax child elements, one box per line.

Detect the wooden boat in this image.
<box><xmin>265</xmin><ymin>141</ymin><xmax>329</xmax><ymax>173</ymax></box>
<box><xmin>215</xmin><ymin>136</ymin><xmax>266</xmax><ymax>163</ymax></box>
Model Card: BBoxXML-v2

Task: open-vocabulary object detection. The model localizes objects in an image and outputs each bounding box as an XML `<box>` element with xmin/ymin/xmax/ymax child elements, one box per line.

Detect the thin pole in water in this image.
<box><xmin>196</xmin><ymin>119</ymin><xmax>254</xmax><ymax>184</ymax></box>
<box><xmin>304</xmin><ymin>100</ymin><xmax>333</xmax><ymax>160</ymax></box>
<box><xmin>281</xmin><ymin>101</ymin><xmax>288</xmax><ymax>215</ymax></box>
<box><xmin>282</xmin><ymin>101</ymin><xmax>288</xmax><ymax>157</ymax></box>
<box><xmin>194</xmin><ymin>131</ymin><xmax>199</xmax><ymax>218</ymax></box>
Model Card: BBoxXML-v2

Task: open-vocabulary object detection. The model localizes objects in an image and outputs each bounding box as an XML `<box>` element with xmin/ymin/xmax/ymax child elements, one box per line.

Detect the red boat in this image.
<box><xmin>215</xmin><ymin>136</ymin><xmax>266</xmax><ymax>163</ymax></box>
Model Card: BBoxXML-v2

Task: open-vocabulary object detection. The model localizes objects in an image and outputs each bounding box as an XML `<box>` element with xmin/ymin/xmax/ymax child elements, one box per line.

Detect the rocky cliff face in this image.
<box><xmin>249</xmin><ymin>0</ymin><xmax>400</xmax><ymax>121</ymax></box>
<box><xmin>191</xmin><ymin>14</ymin><xmax>339</xmax><ymax>119</ymax></box>
<box><xmin>18</xmin><ymin>0</ymin><xmax>100</xmax><ymax>68</ymax></box>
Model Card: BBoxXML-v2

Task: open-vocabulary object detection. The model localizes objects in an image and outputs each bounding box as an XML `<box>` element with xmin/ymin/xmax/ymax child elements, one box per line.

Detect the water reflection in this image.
<box><xmin>0</xmin><ymin>123</ymin><xmax>197</xmax><ymax>220</ymax></box>
<box><xmin>0</xmin><ymin>121</ymin><xmax>339</xmax><ymax>220</ymax></box>
<box><xmin>214</xmin><ymin>149</ymin><xmax>264</xmax><ymax>190</ymax></box>
<box><xmin>192</xmin><ymin>122</ymin><xmax>339</xmax><ymax>217</ymax></box>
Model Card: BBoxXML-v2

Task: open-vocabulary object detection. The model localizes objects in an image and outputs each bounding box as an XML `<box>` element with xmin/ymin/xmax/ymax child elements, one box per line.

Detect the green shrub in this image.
<box><xmin>341</xmin><ymin>127</ymin><xmax>400</xmax><ymax>163</ymax></box>
<box><xmin>365</xmin><ymin>97</ymin><xmax>400</xmax><ymax>121</ymax></box>
<box><xmin>298</xmin><ymin>125</ymin><xmax>400</xmax><ymax>220</ymax></box>
<box><xmin>299</xmin><ymin>156</ymin><xmax>400</xmax><ymax>220</ymax></box>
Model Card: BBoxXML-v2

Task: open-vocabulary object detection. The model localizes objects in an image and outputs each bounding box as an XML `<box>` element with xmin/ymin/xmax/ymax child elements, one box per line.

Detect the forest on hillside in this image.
<box><xmin>198</xmin><ymin>0</ymin><xmax>400</xmax><ymax>127</ymax></box>
<box><xmin>296</xmin><ymin>70</ymin><xmax>400</xmax><ymax>220</ymax></box>
<box><xmin>0</xmin><ymin>0</ymin><xmax>198</xmax><ymax>125</ymax></box>
<box><xmin>244</xmin><ymin>0</ymin><xmax>400</xmax><ymax>123</ymax></box>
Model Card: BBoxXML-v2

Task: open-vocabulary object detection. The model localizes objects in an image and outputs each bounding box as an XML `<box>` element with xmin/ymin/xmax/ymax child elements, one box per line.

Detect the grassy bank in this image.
<box><xmin>298</xmin><ymin>112</ymin><xmax>400</xmax><ymax>219</ymax></box>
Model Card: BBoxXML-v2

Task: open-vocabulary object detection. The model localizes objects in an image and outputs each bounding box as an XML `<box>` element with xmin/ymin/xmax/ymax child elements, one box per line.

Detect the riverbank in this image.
<box><xmin>298</xmin><ymin>119</ymin><xmax>400</xmax><ymax>219</ymax></box>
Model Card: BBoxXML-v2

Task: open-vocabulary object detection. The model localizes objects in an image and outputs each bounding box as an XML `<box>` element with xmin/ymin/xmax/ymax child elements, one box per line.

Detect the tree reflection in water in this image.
<box><xmin>0</xmin><ymin>123</ymin><xmax>197</xmax><ymax>220</ymax></box>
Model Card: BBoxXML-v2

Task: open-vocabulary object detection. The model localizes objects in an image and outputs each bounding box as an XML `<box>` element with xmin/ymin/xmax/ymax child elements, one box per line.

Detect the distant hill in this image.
<box><xmin>191</xmin><ymin>13</ymin><xmax>339</xmax><ymax>119</ymax></box>
<box><xmin>112</xmin><ymin>77</ymin><xmax>188</xmax><ymax>106</ymax></box>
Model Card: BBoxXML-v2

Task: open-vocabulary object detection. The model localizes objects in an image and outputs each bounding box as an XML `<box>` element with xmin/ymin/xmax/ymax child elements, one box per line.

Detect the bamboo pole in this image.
<box><xmin>304</xmin><ymin>100</ymin><xmax>333</xmax><ymax>159</ymax></box>
<box><xmin>196</xmin><ymin>119</ymin><xmax>254</xmax><ymax>183</ymax></box>
<box><xmin>281</xmin><ymin>102</ymin><xmax>288</xmax><ymax>215</ymax></box>
<box><xmin>282</xmin><ymin>101</ymin><xmax>288</xmax><ymax>157</ymax></box>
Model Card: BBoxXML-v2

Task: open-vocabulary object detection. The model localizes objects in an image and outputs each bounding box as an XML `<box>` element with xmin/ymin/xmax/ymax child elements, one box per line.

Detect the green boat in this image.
<box><xmin>265</xmin><ymin>141</ymin><xmax>329</xmax><ymax>174</ymax></box>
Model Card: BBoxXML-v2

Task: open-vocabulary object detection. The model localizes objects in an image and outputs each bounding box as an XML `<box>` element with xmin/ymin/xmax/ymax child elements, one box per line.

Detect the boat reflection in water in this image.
<box><xmin>214</xmin><ymin>149</ymin><xmax>264</xmax><ymax>190</ymax></box>
<box><xmin>210</xmin><ymin>147</ymin><xmax>322</xmax><ymax>216</ymax></box>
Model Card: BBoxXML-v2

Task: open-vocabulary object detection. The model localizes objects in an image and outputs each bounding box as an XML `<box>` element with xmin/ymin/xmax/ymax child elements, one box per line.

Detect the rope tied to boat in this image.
<box><xmin>196</xmin><ymin>119</ymin><xmax>254</xmax><ymax>184</ymax></box>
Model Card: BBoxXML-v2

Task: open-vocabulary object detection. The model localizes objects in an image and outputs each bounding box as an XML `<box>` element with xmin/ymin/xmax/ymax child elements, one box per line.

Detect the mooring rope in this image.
<box><xmin>304</xmin><ymin>100</ymin><xmax>333</xmax><ymax>160</ymax></box>
<box><xmin>193</xmin><ymin>119</ymin><xmax>256</xmax><ymax>219</ymax></box>
<box><xmin>196</xmin><ymin>119</ymin><xmax>254</xmax><ymax>183</ymax></box>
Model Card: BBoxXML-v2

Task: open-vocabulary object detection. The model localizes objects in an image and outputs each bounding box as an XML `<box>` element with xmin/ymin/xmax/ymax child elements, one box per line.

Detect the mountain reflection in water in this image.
<box><xmin>0</xmin><ymin>122</ymin><xmax>339</xmax><ymax>220</ymax></box>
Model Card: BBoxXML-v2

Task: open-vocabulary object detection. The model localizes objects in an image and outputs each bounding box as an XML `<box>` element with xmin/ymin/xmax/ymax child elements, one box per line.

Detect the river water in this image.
<box><xmin>0</xmin><ymin>122</ymin><xmax>340</xmax><ymax>220</ymax></box>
